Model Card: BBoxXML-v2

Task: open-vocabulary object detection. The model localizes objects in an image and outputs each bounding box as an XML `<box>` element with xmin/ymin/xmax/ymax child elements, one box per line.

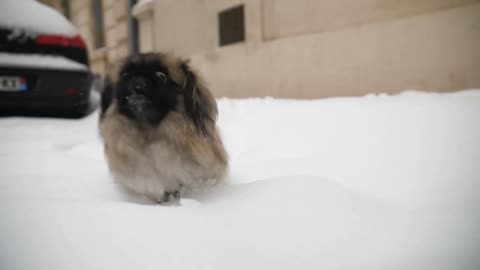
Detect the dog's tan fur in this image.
<box><xmin>99</xmin><ymin>54</ymin><xmax>228</xmax><ymax>202</ymax></box>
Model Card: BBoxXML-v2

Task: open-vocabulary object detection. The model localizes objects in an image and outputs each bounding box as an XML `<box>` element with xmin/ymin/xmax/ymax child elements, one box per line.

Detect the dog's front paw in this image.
<box><xmin>167</xmin><ymin>190</ymin><xmax>181</xmax><ymax>200</ymax></box>
<box><xmin>154</xmin><ymin>190</ymin><xmax>180</xmax><ymax>204</ymax></box>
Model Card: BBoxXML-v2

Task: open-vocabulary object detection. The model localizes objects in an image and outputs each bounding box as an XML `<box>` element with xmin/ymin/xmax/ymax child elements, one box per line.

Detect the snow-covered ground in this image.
<box><xmin>1</xmin><ymin>90</ymin><xmax>479</xmax><ymax>270</ymax></box>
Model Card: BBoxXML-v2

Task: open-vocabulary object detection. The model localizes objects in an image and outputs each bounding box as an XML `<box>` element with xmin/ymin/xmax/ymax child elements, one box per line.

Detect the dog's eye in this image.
<box><xmin>155</xmin><ymin>72</ymin><xmax>167</xmax><ymax>84</ymax></box>
<box><xmin>122</xmin><ymin>72</ymin><xmax>132</xmax><ymax>79</ymax></box>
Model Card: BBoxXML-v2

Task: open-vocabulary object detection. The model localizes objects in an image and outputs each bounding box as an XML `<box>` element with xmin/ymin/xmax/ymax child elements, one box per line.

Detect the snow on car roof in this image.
<box><xmin>0</xmin><ymin>52</ymin><xmax>88</xmax><ymax>71</ymax></box>
<box><xmin>0</xmin><ymin>0</ymin><xmax>76</xmax><ymax>35</ymax></box>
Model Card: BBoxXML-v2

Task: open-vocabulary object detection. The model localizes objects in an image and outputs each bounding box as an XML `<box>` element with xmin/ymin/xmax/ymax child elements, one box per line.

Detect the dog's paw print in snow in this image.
<box><xmin>53</xmin><ymin>142</ymin><xmax>76</xmax><ymax>151</ymax></box>
<box><xmin>54</xmin><ymin>141</ymin><xmax>104</xmax><ymax>161</ymax></box>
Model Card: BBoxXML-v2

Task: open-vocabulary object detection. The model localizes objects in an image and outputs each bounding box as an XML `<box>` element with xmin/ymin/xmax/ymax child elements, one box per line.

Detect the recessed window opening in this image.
<box><xmin>218</xmin><ymin>5</ymin><xmax>245</xmax><ymax>46</ymax></box>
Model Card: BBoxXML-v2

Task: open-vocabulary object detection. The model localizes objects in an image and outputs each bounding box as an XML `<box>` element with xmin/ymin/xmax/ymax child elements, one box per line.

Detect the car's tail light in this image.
<box><xmin>65</xmin><ymin>88</ymin><xmax>80</xmax><ymax>95</ymax></box>
<box><xmin>36</xmin><ymin>34</ymin><xmax>86</xmax><ymax>49</ymax></box>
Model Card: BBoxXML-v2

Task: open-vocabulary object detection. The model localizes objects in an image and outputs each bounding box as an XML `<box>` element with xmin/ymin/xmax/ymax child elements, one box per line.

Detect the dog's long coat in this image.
<box><xmin>99</xmin><ymin>53</ymin><xmax>228</xmax><ymax>202</ymax></box>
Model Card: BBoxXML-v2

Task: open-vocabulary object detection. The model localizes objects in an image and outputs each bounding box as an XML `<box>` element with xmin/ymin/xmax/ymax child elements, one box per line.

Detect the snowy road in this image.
<box><xmin>1</xmin><ymin>90</ymin><xmax>480</xmax><ymax>270</ymax></box>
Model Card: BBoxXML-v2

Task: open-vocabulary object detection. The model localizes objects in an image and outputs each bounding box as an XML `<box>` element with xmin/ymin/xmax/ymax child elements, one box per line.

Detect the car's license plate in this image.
<box><xmin>0</xmin><ymin>76</ymin><xmax>28</xmax><ymax>92</ymax></box>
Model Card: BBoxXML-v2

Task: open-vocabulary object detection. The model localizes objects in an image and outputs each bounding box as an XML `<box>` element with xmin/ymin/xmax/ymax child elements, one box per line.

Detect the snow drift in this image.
<box><xmin>0</xmin><ymin>90</ymin><xmax>479</xmax><ymax>270</ymax></box>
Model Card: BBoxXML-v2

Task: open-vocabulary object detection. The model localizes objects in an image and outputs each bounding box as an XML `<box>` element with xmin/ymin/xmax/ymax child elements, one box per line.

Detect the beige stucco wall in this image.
<box><xmin>137</xmin><ymin>17</ymin><xmax>154</xmax><ymax>53</ymax></box>
<box><xmin>133</xmin><ymin>0</ymin><xmax>155</xmax><ymax>53</ymax></box>
<box><xmin>151</xmin><ymin>0</ymin><xmax>263</xmax><ymax>55</ymax></box>
<box><xmin>95</xmin><ymin>0</ymin><xmax>130</xmax><ymax>74</ymax></box>
<box><xmin>262</xmin><ymin>0</ymin><xmax>479</xmax><ymax>40</ymax></box>
<box><xmin>145</xmin><ymin>0</ymin><xmax>480</xmax><ymax>98</ymax></box>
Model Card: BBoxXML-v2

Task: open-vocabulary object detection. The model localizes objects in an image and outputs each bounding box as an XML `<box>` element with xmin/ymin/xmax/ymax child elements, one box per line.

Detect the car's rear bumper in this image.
<box><xmin>0</xmin><ymin>65</ymin><xmax>93</xmax><ymax>113</ymax></box>
<box><xmin>0</xmin><ymin>95</ymin><xmax>90</xmax><ymax>111</ymax></box>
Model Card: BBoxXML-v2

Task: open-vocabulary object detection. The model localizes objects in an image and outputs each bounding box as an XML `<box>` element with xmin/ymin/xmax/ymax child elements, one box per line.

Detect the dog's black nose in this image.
<box><xmin>132</xmin><ymin>85</ymin><xmax>144</xmax><ymax>95</ymax></box>
<box><xmin>129</xmin><ymin>77</ymin><xmax>147</xmax><ymax>94</ymax></box>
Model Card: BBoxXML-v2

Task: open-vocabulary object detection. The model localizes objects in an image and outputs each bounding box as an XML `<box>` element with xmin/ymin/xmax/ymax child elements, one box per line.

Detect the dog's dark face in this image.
<box><xmin>103</xmin><ymin>53</ymin><xmax>218</xmax><ymax>137</ymax></box>
<box><xmin>116</xmin><ymin>55</ymin><xmax>181</xmax><ymax>126</ymax></box>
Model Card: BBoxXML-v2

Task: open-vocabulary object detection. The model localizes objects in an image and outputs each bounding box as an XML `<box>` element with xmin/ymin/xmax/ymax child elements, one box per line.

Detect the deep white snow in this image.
<box><xmin>0</xmin><ymin>0</ymin><xmax>76</xmax><ymax>35</ymax></box>
<box><xmin>0</xmin><ymin>52</ymin><xmax>88</xmax><ymax>71</ymax></box>
<box><xmin>0</xmin><ymin>90</ymin><xmax>479</xmax><ymax>270</ymax></box>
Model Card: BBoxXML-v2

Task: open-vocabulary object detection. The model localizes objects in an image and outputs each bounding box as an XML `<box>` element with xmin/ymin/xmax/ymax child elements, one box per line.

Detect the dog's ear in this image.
<box><xmin>100</xmin><ymin>75</ymin><xmax>114</xmax><ymax>119</ymax></box>
<box><xmin>181</xmin><ymin>62</ymin><xmax>217</xmax><ymax>137</ymax></box>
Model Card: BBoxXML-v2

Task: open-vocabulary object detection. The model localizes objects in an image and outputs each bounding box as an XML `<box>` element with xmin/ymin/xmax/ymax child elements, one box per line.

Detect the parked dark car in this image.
<box><xmin>0</xmin><ymin>0</ymin><xmax>93</xmax><ymax>116</ymax></box>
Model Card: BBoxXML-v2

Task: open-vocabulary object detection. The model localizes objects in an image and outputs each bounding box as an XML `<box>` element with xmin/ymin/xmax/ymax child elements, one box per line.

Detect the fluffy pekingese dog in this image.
<box><xmin>99</xmin><ymin>53</ymin><xmax>228</xmax><ymax>203</ymax></box>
